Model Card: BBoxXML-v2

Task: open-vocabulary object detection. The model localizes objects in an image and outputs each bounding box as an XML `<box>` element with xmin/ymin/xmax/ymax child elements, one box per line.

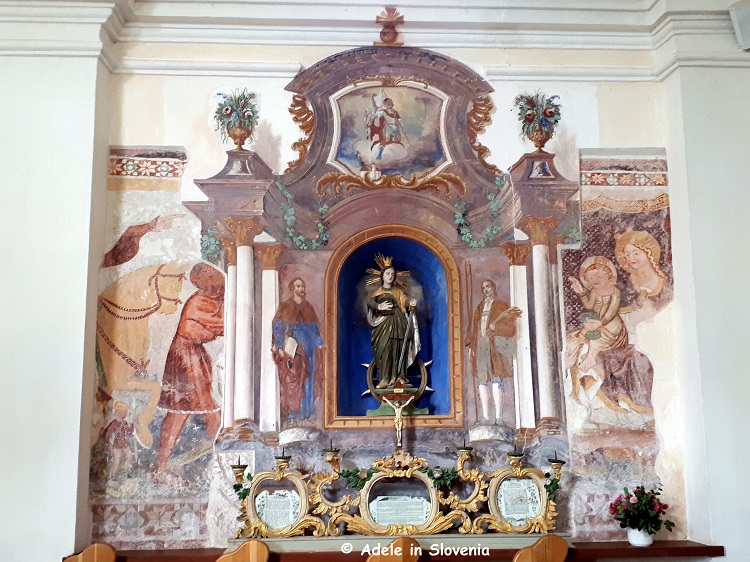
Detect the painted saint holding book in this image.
<box><xmin>273</xmin><ymin>278</ymin><xmax>323</xmax><ymax>421</ymax></box>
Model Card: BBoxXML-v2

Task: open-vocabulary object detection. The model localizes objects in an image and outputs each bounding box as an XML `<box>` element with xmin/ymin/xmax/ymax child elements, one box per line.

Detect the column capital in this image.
<box><xmin>256</xmin><ymin>243</ymin><xmax>286</xmax><ymax>270</ymax></box>
<box><xmin>519</xmin><ymin>215</ymin><xmax>558</xmax><ymax>246</ymax></box>
<box><xmin>500</xmin><ymin>241</ymin><xmax>532</xmax><ymax>266</ymax></box>
<box><xmin>548</xmin><ymin>234</ymin><xmax>566</xmax><ymax>265</ymax></box>
<box><xmin>219</xmin><ymin>236</ymin><xmax>238</xmax><ymax>266</ymax></box>
<box><xmin>225</xmin><ymin>217</ymin><xmax>264</xmax><ymax>246</ymax></box>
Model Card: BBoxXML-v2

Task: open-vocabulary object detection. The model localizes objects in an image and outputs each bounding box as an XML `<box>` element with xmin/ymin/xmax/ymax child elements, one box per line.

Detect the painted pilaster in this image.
<box><xmin>520</xmin><ymin>215</ymin><xmax>560</xmax><ymax>424</ymax></box>
<box><xmin>256</xmin><ymin>243</ymin><xmax>286</xmax><ymax>434</ymax></box>
<box><xmin>225</xmin><ymin>217</ymin><xmax>264</xmax><ymax>430</ymax></box>
<box><xmin>219</xmin><ymin>236</ymin><xmax>238</xmax><ymax>430</ymax></box>
<box><xmin>500</xmin><ymin>241</ymin><xmax>533</xmax><ymax>430</ymax></box>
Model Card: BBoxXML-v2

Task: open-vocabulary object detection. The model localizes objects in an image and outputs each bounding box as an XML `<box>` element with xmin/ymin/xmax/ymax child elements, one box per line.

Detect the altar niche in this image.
<box><xmin>323</xmin><ymin>225</ymin><xmax>463</xmax><ymax>428</ymax></box>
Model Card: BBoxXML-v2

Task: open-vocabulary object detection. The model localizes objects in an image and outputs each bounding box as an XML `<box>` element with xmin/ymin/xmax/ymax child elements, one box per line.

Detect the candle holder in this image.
<box><xmin>548</xmin><ymin>457</ymin><xmax>566</xmax><ymax>480</ymax></box>
<box><xmin>323</xmin><ymin>447</ymin><xmax>340</xmax><ymax>461</ymax></box>
<box><xmin>273</xmin><ymin>455</ymin><xmax>292</xmax><ymax>475</ymax></box>
<box><xmin>230</xmin><ymin>463</ymin><xmax>248</xmax><ymax>485</ymax></box>
<box><xmin>456</xmin><ymin>444</ymin><xmax>474</xmax><ymax>462</ymax></box>
<box><xmin>507</xmin><ymin>450</ymin><xmax>524</xmax><ymax>469</ymax></box>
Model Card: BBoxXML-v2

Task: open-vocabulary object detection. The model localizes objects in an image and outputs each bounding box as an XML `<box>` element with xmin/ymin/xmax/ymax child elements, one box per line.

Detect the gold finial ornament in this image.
<box><xmin>375</xmin><ymin>6</ymin><xmax>404</xmax><ymax>47</ymax></box>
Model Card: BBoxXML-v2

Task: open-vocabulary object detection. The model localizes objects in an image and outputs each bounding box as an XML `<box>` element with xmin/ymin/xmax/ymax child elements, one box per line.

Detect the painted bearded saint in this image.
<box><xmin>272</xmin><ymin>278</ymin><xmax>323</xmax><ymax>422</ymax></box>
<box><xmin>366</xmin><ymin>254</ymin><xmax>420</xmax><ymax>389</ymax></box>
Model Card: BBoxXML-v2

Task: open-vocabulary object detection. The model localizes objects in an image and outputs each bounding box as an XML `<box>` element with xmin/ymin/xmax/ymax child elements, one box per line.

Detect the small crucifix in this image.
<box><xmin>381</xmin><ymin>394</ymin><xmax>415</xmax><ymax>451</ymax></box>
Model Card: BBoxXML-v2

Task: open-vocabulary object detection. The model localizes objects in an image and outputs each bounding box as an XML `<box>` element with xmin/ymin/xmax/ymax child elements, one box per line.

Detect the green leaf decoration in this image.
<box><xmin>424</xmin><ymin>466</ymin><xmax>458</xmax><ymax>488</ymax></box>
<box><xmin>454</xmin><ymin>174</ymin><xmax>508</xmax><ymax>248</ymax></box>
<box><xmin>544</xmin><ymin>472</ymin><xmax>560</xmax><ymax>501</ymax></box>
<box><xmin>232</xmin><ymin>472</ymin><xmax>253</xmax><ymax>501</ymax></box>
<box><xmin>200</xmin><ymin>228</ymin><xmax>222</xmax><ymax>265</ymax></box>
<box><xmin>275</xmin><ymin>180</ymin><xmax>329</xmax><ymax>251</ymax></box>
<box><xmin>339</xmin><ymin>468</ymin><xmax>379</xmax><ymax>491</ymax></box>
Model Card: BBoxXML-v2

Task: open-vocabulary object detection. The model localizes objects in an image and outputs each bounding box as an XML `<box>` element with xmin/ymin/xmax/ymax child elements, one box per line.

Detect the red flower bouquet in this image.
<box><xmin>609</xmin><ymin>486</ymin><xmax>675</xmax><ymax>535</ymax></box>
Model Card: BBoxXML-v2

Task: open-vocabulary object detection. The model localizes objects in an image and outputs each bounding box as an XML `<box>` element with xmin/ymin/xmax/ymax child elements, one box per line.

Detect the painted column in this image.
<box><xmin>520</xmin><ymin>215</ymin><xmax>560</xmax><ymax>424</ymax></box>
<box><xmin>226</xmin><ymin>217</ymin><xmax>264</xmax><ymax>431</ymax></box>
<box><xmin>500</xmin><ymin>241</ymin><xmax>533</xmax><ymax>430</ymax></box>
<box><xmin>548</xmin><ymin>233</ymin><xmax>566</xmax><ymax>417</ymax></box>
<box><xmin>219</xmin><ymin>237</ymin><xmax>238</xmax><ymax>430</ymax></box>
<box><xmin>256</xmin><ymin>243</ymin><xmax>286</xmax><ymax>434</ymax></box>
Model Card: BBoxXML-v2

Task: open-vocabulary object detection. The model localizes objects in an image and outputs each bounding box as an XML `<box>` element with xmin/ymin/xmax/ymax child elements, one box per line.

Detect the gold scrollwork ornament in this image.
<box><xmin>284</xmin><ymin>95</ymin><xmax>315</xmax><ymax>174</ymax></box>
<box><xmin>236</xmin><ymin>457</ymin><xmax>325</xmax><ymax>539</ymax></box>
<box><xmin>472</xmin><ymin>454</ymin><xmax>557</xmax><ymax>534</ymax></box>
<box><xmin>343</xmin><ymin>450</ymin><xmax>471</xmax><ymax>535</ymax></box>
<box><xmin>316</xmin><ymin>171</ymin><xmax>466</xmax><ymax>200</ymax></box>
<box><xmin>438</xmin><ymin>447</ymin><xmax>489</xmax><ymax>515</ymax></box>
<box><xmin>307</xmin><ymin>449</ymin><xmax>360</xmax><ymax>536</ymax></box>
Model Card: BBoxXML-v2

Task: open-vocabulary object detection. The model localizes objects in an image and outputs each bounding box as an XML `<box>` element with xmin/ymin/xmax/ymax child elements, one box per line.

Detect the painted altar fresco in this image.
<box><xmin>561</xmin><ymin>150</ymin><xmax>681</xmax><ymax>539</ymax></box>
<box><xmin>332</xmin><ymin>85</ymin><xmax>448</xmax><ymax>178</ymax></box>
<box><xmin>89</xmin><ymin>43</ymin><xmax>686</xmax><ymax>549</ymax></box>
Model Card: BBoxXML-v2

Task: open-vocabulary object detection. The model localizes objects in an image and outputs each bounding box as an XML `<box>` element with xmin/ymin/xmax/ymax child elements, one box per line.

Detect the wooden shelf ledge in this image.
<box><xmin>115</xmin><ymin>540</ymin><xmax>724</xmax><ymax>562</ymax></box>
<box><xmin>569</xmin><ymin>540</ymin><xmax>725</xmax><ymax>559</ymax></box>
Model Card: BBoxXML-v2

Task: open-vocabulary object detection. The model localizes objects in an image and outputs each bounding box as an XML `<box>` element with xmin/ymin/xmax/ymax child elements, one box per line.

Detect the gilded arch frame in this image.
<box><xmin>323</xmin><ymin>224</ymin><xmax>463</xmax><ymax>428</ymax></box>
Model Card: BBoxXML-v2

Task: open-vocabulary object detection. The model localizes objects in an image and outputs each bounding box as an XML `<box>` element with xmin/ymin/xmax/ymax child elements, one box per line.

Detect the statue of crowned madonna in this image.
<box><xmin>365</xmin><ymin>254</ymin><xmax>420</xmax><ymax>389</ymax></box>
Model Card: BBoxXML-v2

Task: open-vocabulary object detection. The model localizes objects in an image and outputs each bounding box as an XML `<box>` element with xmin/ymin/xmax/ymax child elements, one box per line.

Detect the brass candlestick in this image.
<box><xmin>548</xmin><ymin>457</ymin><xmax>566</xmax><ymax>480</ymax></box>
<box><xmin>230</xmin><ymin>463</ymin><xmax>248</xmax><ymax>485</ymax></box>
<box><xmin>507</xmin><ymin>451</ymin><xmax>524</xmax><ymax>469</ymax></box>
<box><xmin>274</xmin><ymin>453</ymin><xmax>292</xmax><ymax>473</ymax></box>
<box><xmin>323</xmin><ymin>447</ymin><xmax>340</xmax><ymax>461</ymax></box>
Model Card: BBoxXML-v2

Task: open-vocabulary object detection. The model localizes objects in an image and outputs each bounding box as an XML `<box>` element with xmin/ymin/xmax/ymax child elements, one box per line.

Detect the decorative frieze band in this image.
<box><xmin>579</xmin><ymin>155</ymin><xmax>668</xmax><ymax>188</ymax></box>
<box><xmin>580</xmin><ymin>171</ymin><xmax>667</xmax><ymax>188</ymax></box>
<box><xmin>581</xmin><ymin>194</ymin><xmax>670</xmax><ymax>214</ymax></box>
<box><xmin>107</xmin><ymin>147</ymin><xmax>188</xmax><ymax>192</ymax></box>
<box><xmin>108</xmin><ymin>157</ymin><xmax>186</xmax><ymax>178</ymax></box>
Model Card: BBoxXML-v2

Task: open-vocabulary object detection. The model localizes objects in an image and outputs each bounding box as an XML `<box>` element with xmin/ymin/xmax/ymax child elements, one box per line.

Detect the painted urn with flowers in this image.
<box><xmin>214</xmin><ymin>88</ymin><xmax>259</xmax><ymax>151</ymax></box>
<box><xmin>609</xmin><ymin>485</ymin><xmax>674</xmax><ymax>546</ymax></box>
<box><xmin>514</xmin><ymin>91</ymin><xmax>561</xmax><ymax>152</ymax></box>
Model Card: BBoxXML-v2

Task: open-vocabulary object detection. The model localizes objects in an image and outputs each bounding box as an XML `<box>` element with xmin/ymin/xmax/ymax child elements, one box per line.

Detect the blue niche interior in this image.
<box><xmin>336</xmin><ymin>237</ymin><xmax>450</xmax><ymax>416</ymax></box>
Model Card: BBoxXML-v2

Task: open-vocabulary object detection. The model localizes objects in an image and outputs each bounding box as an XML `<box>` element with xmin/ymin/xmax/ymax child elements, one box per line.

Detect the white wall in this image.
<box><xmin>669</xmin><ymin>65</ymin><xmax>750</xmax><ymax>562</ymax></box>
<box><xmin>0</xmin><ymin>54</ymin><xmax>109</xmax><ymax>561</ymax></box>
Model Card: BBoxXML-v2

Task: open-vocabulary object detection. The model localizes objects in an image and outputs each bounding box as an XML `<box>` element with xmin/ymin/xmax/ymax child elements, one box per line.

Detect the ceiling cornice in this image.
<box><xmin>0</xmin><ymin>1</ymin><xmax>118</xmax><ymax>57</ymax></box>
<box><xmin>1</xmin><ymin>0</ymin><xmax>746</xmax><ymax>80</ymax></box>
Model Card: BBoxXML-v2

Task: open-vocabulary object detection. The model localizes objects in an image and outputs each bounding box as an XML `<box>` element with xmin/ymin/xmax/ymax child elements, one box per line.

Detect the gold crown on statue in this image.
<box><xmin>366</xmin><ymin>254</ymin><xmax>410</xmax><ymax>285</ymax></box>
<box><xmin>374</xmin><ymin>253</ymin><xmax>392</xmax><ymax>270</ymax></box>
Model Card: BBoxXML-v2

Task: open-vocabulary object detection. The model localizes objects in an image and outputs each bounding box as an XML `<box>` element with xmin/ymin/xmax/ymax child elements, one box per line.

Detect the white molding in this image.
<box><xmin>0</xmin><ymin>1</ymin><xmax>117</xmax><ymax>58</ymax></box>
<box><xmin>485</xmin><ymin>64</ymin><xmax>655</xmax><ymax>83</ymax></box>
<box><xmin>104</xmin><ymin>0</ymin><xmax>736</xmax><ymax>51</ymax></box>
<box><xmin>655</xmin><ymin>51</ymin><xmax>750</xmax><ymax>80</ymax></box>
<box><xmin>1</xmin><ymin>0</ymin><xmax>747</xmax><ymax>81</ymax></box>
<box><xmin>484</xmin><ymin>52</ymin><xmax>750</xmax><ymax>83</ymax></box>
<box><xmin>111</xmin><ymin>58</ymin><xmax>302</xmax><ymax>76</ymax></box>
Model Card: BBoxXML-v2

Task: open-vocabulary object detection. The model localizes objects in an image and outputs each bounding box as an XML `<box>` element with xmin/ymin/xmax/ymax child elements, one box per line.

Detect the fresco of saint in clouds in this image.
<box><xmin>332</xmin><ymin>85</ymin><xmax>449</xmax><ymax>178</ymax></box>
